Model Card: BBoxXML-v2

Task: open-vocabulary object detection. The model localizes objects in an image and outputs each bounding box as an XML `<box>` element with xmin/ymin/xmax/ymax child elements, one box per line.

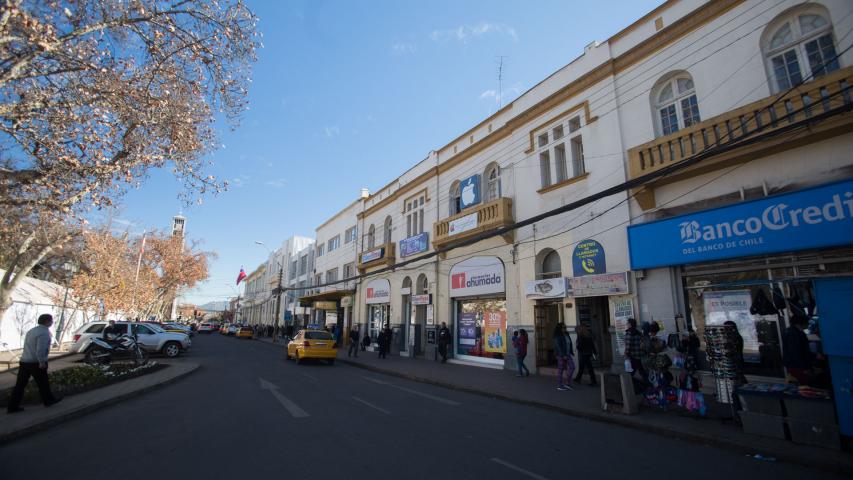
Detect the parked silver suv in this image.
<box><xmin>70</xmin><ymin>321</ymin><xmax>191</xmax><ymax>358</ymax></box>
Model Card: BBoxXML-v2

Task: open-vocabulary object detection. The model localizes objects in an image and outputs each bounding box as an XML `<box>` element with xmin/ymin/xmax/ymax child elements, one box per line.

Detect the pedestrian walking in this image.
<box><xmin>624</xmin><ymin>318</ymin><xmax>647</xmax><ymax>383</ymax></box>
<box><xmin>382</xmin><ymin>324</ymin><xmax>392</xmax><ymax>357</ymax></box>
<box><xmin>348</xmin><ymin>325</ymin><xmax>360</xmax><ymax>358</ymax></box>
<box><xmin>7</xmin><ymin>314</ymin><xmax>62</xmax><ymax>413</ymax></box>
<box><xmin>437</xmin><ymin>322</ymin><xmax>451</xmax><ymax>363</ymax></box>
<box><xmin>361</xmin><ymin>332</ymin><xmax>371</xmax><ymax>351</ymax></box>
<box><xmin>512</xmin><ymin>329</ymin><xmax>530</xmax><ymax>377</ymax></box>
<box><xmin>574</xmin><ymin>324</ymin><xmax>598</xmax><ymax>386</ymax></box>
<box><xmin>553</xmin><ymin>322</ymin><xmax>574</xmax><ymax>391</ymax></box>
<box><xmin>377</xmin><ymin>328</ymin><xmax>387</xmax><ymax>359</ymax></box>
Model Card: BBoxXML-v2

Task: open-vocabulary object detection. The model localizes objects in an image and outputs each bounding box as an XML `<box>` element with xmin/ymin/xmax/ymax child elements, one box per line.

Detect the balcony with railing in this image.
<box><xmin>357</xmin><ymin>242</ymin><xmax>396</xmax><ymax>272</ymax></box>
<box><xmin>433</xmin><ymin>197</ymin><xmax>514</xmax><ymax>250</ymax></box>
<box><xmin>627</xmin><ymin>66</ymin><xmax>853</xmax><ymax>210</ymax></box>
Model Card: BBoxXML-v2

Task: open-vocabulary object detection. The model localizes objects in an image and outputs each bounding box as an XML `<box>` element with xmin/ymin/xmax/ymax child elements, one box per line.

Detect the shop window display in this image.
<box><xmin>684</xmin><ymin>270</ymin><xmax>823</xmax><ymax>379</ymax></box>
<box><xmin>456</xmin><ymin>299</ymin><xmax>506</xmax><ymax>360</ymax></box>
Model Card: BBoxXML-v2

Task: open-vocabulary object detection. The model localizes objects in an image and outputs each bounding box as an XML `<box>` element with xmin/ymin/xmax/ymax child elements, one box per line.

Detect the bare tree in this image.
<box><xmin>0</xmin><ymin>1</ymin><xmax>259</xmax><ymax>321</ymax></box>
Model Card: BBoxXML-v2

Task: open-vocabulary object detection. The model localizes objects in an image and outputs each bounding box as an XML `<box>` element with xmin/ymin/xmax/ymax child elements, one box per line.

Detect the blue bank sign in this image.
<box><xmin>628</xmin><ymin>180</ymin><xmax>853</xmax><ymax>269</ymax></box>
<box><xmin>399</xmin><ymin>232</ymin><xmax>429</xmax><ymax>257</ymax></box>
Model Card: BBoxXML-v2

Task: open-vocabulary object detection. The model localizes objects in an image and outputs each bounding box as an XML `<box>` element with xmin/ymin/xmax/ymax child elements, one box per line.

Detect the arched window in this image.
<box><xmin>367</xmin><ymin>224</ymin><xmax>375</xmax><ymax>250</ymax></box>
<box><xmin>383</xmin><ymin>216</ymin><xmax>392</xmax><ymax>244</ymax></box>
<box><xmin>402</xmin><ymin>276</ymin><xmax>412</xmax><ymax>292</ymax></box>
<box><xmin>539</xmin><ymin>249</ymin><xmax>562</xmax><ymax>279</ymax></box>
<box><xmin>651</xmin><ymin>72</ymin><xmax>700</xmax><ymax>136</ymax></box>
<box><xmin>449</xmin><ymin>181</ymin><xmax>461</xmax><ymax>216</ymax></box>
<box><xmin>483</xmin><ymin>163</ymin><xmax>501</xmax><ymax>202</ymax></box>
<box><xmin>417</xmin><ymin>274</ymin><xmax>429</xmax><ymax>294</ymax></box>
<box><xmin>762</xmin><ymin>7</ymin><xmax>839</xmax><ymax>93</ymax></box>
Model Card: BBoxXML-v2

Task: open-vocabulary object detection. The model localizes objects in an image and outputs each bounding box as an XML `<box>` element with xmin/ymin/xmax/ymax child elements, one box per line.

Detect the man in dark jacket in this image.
<box><xmin>348</xmin><ymin>325</ymin><xmax>360</xmax><ymax>358</ymax></box>
<box><xmin>574</xmin><ymin>324</ymin><xmax>598</xmax><ymax>386</ymax></box>
<box><xmin>783</xmin><ymin>315</ymin><xmax>813</xmax><ymax>384</ymax></box>
<box><xmin>437</xmin><ymin>322</ymin><xmax>451</xmax><ymax>363</ymax></box>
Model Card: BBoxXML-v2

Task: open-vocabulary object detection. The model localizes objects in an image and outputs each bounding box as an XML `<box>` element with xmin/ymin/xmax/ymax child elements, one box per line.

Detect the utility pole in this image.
<box><xmin>272</xmin><ymin>265</ymin><xmax>283</xmax><ymax>343</ymax></box>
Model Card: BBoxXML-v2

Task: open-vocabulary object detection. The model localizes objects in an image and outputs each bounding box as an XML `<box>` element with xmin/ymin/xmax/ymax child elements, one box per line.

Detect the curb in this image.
<box><xmin>0</xmin><ymin>363</ymin><xmax>200</xmax><ymax>445</ymax></box>
<box><xmin>339</xmin><ymin>359</ymin><xmax>852</xmax><ymax>476</ymax></box>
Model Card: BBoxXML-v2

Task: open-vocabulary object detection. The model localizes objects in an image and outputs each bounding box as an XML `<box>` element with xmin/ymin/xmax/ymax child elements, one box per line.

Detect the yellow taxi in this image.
<box><xmin>236</xmin><ymin>326</ymin><xmax>254</xmax><ymax>339</ymax></box>
<box><xmin>286</xmin><ymin>329</ymin><xmax>337</xmax><ymax>365</ymax></box>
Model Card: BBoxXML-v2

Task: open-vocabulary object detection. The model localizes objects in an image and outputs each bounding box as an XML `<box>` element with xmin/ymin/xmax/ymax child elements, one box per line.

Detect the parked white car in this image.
<box><xmin>70</xmin><ymin>321</ymin><xmax>191</xmax><ymax>358</ymax></box>
<box><xmin>197</xmin><ymin>323</ymin><xmax>215</xmax><ymax>333</ymax></box>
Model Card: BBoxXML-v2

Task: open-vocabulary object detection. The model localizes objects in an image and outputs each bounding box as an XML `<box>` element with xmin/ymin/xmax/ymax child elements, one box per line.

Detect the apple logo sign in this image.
<box><xmin>461</xmin><ymin>177</ymin><xmax>477</xmax><ymax>207</ymax></box>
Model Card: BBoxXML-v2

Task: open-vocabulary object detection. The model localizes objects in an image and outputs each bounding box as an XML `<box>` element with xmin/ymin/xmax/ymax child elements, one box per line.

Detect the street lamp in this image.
<box><xmin>55</xmin><ymin>261</ymin><xmax>78</xmax><ymax>348</ymax></box>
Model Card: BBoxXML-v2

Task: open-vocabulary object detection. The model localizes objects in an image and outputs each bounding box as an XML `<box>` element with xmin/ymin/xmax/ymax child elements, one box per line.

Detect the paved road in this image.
<box><xmin>0</xmin><ymin>334</ymin><xmax>841</xmax><ymax>480</ymax></box>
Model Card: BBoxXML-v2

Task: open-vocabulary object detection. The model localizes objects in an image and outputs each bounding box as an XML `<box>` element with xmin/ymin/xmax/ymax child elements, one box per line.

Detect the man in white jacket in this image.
<box><xmin>7</xmin><ymin>314</ymin><xmax>61</xmax><ymax>413</ymax></box>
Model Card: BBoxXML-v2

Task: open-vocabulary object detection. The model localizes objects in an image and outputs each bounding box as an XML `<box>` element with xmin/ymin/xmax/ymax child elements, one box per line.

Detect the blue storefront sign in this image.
<box><xmin>399</xmin><ymin>232</ymin><xmax>429</xmax><ymax>257</ymax></box>
<box><xmin>628</xmin><ymin>180</ymin><xmax>853</xmax><ymax>269</ymax></box>
<box><xmin>459</xmin><ymin>174</ymin><xmax>481</xmax><ymax>210</ymax></box>
<box><xmin>572</xmin><ymin>239</ymin><xmax>606</xmax><ymax>276</ymax></box>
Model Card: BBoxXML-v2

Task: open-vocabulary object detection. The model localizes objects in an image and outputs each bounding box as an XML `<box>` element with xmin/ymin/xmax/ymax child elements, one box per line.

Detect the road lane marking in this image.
<box><xmin>297</xmin><ymin>371</ymin><xmax>319</xmax><ymax>382</ymax></box>
<box><xmin>362</xmin><ymin>376</ymin><xmax>460</xmax><ymax>406</ymax></box>
<box><xmin>352</xmin><ymin>396</ymin><xmax>391</xmax><ymax>415</ymax></box>
<box><xmin>490</xmin><ymin>458</ymin><xmax>550</xmax><ymax>480</ymax></box>
<box><xmin>259</xmin><ymin>378</ymin><xmax>310</xmax><ymax>418</ymax></box>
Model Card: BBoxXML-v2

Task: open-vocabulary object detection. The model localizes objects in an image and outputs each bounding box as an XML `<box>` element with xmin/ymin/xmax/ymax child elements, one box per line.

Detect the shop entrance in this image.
<box><xmin>368</xmin><ymin>304</ymin><xmax>389</xmax><ymax>346</ymax></box>
<box><xmin>534</xmin><ymin>303</ymin><xmax>562</xmax><ymax>367</ymax></box>
<box><xmin>576</xmin><ymin>296</ymin><xmax>613</xmax><ymax>367</ymax></box>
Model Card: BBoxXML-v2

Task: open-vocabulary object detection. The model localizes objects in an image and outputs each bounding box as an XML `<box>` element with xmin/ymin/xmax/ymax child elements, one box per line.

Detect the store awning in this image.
<box><xmin>298</xmin><ymin>289</ymin><xmax>355</xmax><ymax>307</ymax></box>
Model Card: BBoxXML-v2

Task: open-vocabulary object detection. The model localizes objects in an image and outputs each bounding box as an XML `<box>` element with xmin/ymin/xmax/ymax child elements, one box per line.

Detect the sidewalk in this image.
<box><xmin>253</xmin><ymin>334</ymin><xmax>852</xmax><ymax>475</ymax></box>
<box><xmin>0</xmin><ymin>360</ymin><xmax>199</xmax><ymax>444</ymax></box>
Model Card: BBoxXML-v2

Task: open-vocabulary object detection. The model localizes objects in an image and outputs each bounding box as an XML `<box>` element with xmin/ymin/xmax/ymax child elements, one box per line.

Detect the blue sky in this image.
<box><xmin>109</xmin><ymin>0</ymin><xmax>663</xmax><ymax>305</ymax></box>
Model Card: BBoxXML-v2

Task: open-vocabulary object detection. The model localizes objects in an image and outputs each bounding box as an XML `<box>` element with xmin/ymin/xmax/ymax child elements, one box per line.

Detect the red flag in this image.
<box><xmin>236</xmin><ymin>267</ymin><xmax>247</xmax><ymax>285</ymax></box>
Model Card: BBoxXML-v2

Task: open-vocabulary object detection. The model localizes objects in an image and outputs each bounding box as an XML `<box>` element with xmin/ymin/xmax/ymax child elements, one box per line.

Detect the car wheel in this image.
<box><xmin>296</xmin><ymin>351</ymin><xmax>304</xmax><ymax>364</ymax></box>
<box><xmin>162</xmin><ymin>342</ymin><xmax>181</xmax><ymax>358</ymax></box>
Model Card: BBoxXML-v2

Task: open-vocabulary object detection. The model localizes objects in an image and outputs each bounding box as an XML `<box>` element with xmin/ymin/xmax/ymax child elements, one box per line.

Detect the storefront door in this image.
<box><xmin>414</xmin><ymin>305</ymin><xmax>426</xmax><ymax>355</ymax></box>
<box><xmin>576</xmin><ymin>296</ymin><xmax>613</xmax><ymax>367</ymax></box>
<box><xmin>368</xmin><ymin>304</ymin><xmax>389</xmax><ymax>345</ymax></box>
<box><xmin>534</xmin><ymin>303</ymin><xmax>561</xmax><ymax>367</ymax></box>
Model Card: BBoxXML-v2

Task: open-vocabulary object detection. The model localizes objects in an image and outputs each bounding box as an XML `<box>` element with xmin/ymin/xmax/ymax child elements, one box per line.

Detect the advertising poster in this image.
<box><xmin>703</xmin><ymin>290</ymin><xmax>761</xmax><ymax>361</ymax></box>
<box><xmin>483</xmin><ymin>309</ymin><xmax>507</xmax><ymax>353</ymax></box>
<box><xmin>399</xmin><ymin>232</ymin><xmax>429</xmax><ymax>257</ymax></box>
<box><xmin>612</xmin><ymin>297</ymin><xmax>634</xmax><ymax>355</ymax></box>
<box><xmin>459</xmin><ymin>312</ymin><xmax>477</xmax><ymax>346</ymax></box>
<box><xmin>426</xmin><ymin>304</ymin><xmax>434</xmax><ymax>325</ymax></box>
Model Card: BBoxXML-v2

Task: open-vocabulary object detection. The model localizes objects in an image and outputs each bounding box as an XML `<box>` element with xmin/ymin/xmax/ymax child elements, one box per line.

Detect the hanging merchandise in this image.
<box><xmin>703</xmin><ymin>324</ymin><xmax>744</xmax><ymax>421</ymax></box>
<box><xmin>750</xmin><ymin>289</ymin><xmax>778</xmax><ymax>316</ymax></box>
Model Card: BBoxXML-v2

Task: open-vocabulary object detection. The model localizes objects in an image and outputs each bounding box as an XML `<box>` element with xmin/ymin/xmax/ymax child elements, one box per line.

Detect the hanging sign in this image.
<box><xmin>361</xmin><ymin>248</ymin><xmax>384</xmax><ymax>263</ymax></box>
<box><xmin>449</xmin><ymin>256</ymin><xmax>505</xmax><ymax>298</ymax></box>
<box><xmin>314</xmin><ymin>301</ymin><xmax>337</xmax><ymax>310</ymax></box>
<box><xmin>448</xmin><ymin>212</ymin><xmax>478</xmax><ymax>236</ymax></box>
<box><xmin>399</xmin><ymin>232</ymin><xmax>429</xmax><ymax>257</ymax></box>
<box><xmin>524</xmin><ymin>278</ymin><xmax>569</xmax><ymax>299</ymax></box>
<box><xmin>459</xmin><ymin>174</ymin><xmax>481</xmax><ymax>209</ymax></box>
<box><xmin>340</xmin><ymin>296</ymin><xmax>352</xmax><ymax>308</ymax></box>
<box><xmin>572</xmin><ymin>239</ymin><xmax>606</xmax><ymax>276</ymax></box>
<box><xmin>365</xmin><ymin>278</ymin><xmax>391</xmax><ymax>304</ymax></box>
<box><xmin>411</xmin><ymin>294</ymin><xmax>431</xmax><ymax>305</ymax></box>
<box><xmin>570</xmin><ymin>272</ymin><xmax>629</xmax><ymax>298</ymax></box>
<box><xmin>628</xmin><ymin>179</ymin><xmax>853</xmax><ymax>269</ymax></box>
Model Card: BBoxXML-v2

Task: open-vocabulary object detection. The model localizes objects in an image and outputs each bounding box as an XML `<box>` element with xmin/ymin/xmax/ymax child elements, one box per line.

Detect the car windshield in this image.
<box><xmin>305</xmin><ymin>331</ymin><xmax>332</xmax><ymax>340</ymax></box>
<box><xmin>146</xmin><ymin>324</ymin><xmax>165</xmax><ymax>333</ymax></box>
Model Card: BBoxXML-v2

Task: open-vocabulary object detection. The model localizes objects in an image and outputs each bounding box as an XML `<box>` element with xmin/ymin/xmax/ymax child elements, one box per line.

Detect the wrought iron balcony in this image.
<box><xmin>433</xmin><ymin>197</ymin><xmax>514</xmax><ymax>249</ymax></box>
<box><xmin>627</xmin><ymin>66</ymin><xmax>853</xmax><ymax>209</ymax></box>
